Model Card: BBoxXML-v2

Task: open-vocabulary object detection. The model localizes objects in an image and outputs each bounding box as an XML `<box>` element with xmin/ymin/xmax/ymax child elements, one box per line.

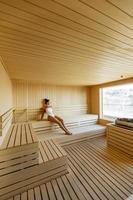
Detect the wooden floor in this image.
<box><xmin>8</xmin><ymin>136</ymin><xmax>133</xmax><ymax>200</ymax></box>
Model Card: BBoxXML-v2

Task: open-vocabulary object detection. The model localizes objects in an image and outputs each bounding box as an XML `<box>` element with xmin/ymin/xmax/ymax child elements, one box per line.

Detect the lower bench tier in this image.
<box><xmin>0</xmin><ymin>140</ymin><xmax>68</xmax><ymax>200</ymax></box>
<box><xmin>107</xmin><ymin>124</ymin><xmax>133</xmax><ymax>156</ymax></box>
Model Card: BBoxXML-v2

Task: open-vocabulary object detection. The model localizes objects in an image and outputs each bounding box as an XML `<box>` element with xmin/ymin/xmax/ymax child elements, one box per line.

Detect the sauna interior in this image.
<box><xmin>0</xmin><ymin>0</ymin><xmax>133</xmax><ymax>200</ymax></box>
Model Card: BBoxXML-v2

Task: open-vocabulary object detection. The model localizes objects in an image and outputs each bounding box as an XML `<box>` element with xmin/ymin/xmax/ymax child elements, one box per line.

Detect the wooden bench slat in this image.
<box><xmin>0</xmin><ymin>152</ymin><xmax>38</xmax><ymax>170</ymax></box>
<box><xmin>39</xmin><ymin>142</ymin><xmax>49</xmax><ymax>162</ymax></box>
<box><xmin>51</xmin><ymin>179</ymin><xmax>64</xmax><ymax>200</ymax></box>
<box><xmin>34</xmin><ymin>186</ymin><xmax>42</xmax><ymax>200</ymax></box>
<box><xmin>28</xmin><ymin>189</ymin><xmax>35</xmax><ymax>200</ymax></box>
<box><xmin>56</xmin><ymin>177</ymin><xmax>71</xmax><ymax>200</ymax></box>
<box><xmin>45</xmin><ymin>140</ymin><xmax>58</xmax><ymax>159</ymax></box>
<box><xmin>40</xmin><ymin>184</ymin><xmax>49</xmax><ymax>200</ymax></box>
<box><xmin>49</xmin><ymin>140</ymin><xmax>63</xmax><ymax>158</ymax></box>
<box><xmin>46</xmin><ymin>182</ymin><xmax>56</xmax><ymax>200</ymax></box>
<box><xmin>29</xmin><ymin>123</ymin><xmax>38</xmax><ymax>143</ymax></box>
<box><xmin>25</xmin><ymin>124</ymin><xmax>33</xmax><ymax>144</ymax></box>
<box><xmin>1</xmin><ymin>125</ymin><xmax>14</xmax><ymax>149</ymax></box>
<box><xmin>41</xmin><ymin>141</ymin><xmax>53</xmax><ymax>161</ymax></box>
<box><xmin>14</xmin><ymin>124</ymin><xmax>21</xmax><ymax>147</ymax></box>
<box><xmin>21</xmin><ymin>192</ymin><xmax>28</xmax><ymax>200</ymax></box>
<box><xmin>52</xmin><ymin>139</ymin><xmax>67</xmax><ymax>157</ymax></box>
<box><xmin>14</xmin><ymin>194</ymin><xmax>21</xmax><ymax>200</ymax></box>
<box><xmin>21</xmin><ymin>124</ymin><xmax>27</xmax><ymax>145</ymax></box>
<box><xmin>8</xmin><ymin>125</ymin><xmax>18</xmax><ymax>148</ymax></box>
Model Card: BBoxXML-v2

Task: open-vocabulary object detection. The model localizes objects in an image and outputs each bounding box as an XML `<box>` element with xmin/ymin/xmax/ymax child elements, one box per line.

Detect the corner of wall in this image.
<box><xmin>0</xmin><ymin>57</ymin><xmax>13</xmax><ymax>140</ymax></box>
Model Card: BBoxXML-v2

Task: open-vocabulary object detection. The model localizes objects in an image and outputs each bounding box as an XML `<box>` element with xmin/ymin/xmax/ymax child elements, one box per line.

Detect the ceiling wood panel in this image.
<box><xmin>0</xmin><ymin>0</ymin><xmax>133</xmax><ymax>85</ymax></box>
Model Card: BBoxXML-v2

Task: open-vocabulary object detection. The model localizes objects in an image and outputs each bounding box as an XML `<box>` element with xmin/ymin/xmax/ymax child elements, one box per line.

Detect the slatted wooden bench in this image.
<box><xmin>0</xmin><ymin>123</ymin><xmax>39</xmax><ymax>172</ymax></box>
<box><xmin>55</xmin><ymin>124</ymin><xmax>106</xmax><ymax>146</ymax></box>
<box><xmin>39</xmin><ymin>139</ymin><xmax>67</xmax><ymax>163</ymax></box>
<box><xmin>32</xmin><ymin>114</ymin><xmax>106</xmax><ymax>145</ymax></box>
<box><xmin>0</xmin><ymin>124</ymin><xmax>68</xmax><ymax>200</ymax></box>
<box><xmin>107</xmin><ymin>124</ymin><xmax>133</xmax><ymax>157</ymax></box>
<box><xmin>32</xmin><ymin>114</ymin><xmax>99</xmax><ymax>135</ymax></box>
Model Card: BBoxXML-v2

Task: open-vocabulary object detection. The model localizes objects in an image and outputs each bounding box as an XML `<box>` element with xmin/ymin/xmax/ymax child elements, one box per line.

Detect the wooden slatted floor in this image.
<box><xmin>8</xmin><ymin>136</ymin><xmax>133</xmax><ymax>200</ymax></box>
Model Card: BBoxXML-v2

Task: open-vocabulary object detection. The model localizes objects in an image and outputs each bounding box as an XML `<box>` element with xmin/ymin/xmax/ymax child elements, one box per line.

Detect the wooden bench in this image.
<box><xmin>55</xmin><ymin>124</ymin><xmax>106</xmax><ymax>146</ymax></box>
<box><xmin>0</xmin><ymin>123</ymin><xmax>68</xmax><ymax>200</ymax></box>
<box><xmin>107</xmin><ymin>124</ymin><xmax>133</xmax><ymax>157</ymax></box>
<box><xmin>33</xmin><ymin>114</ymin><xmax>99</xmax><ymax>134</ymax></box>
<box><xmin>39</xmin><ymin>139</ymin><xmax>67</xmax><ymax>163</ymax></box>
<box><xmin>0</xmin><ymin>123</ymin><xmax>39</xmax><ymax>173</ymax></box>
<box><xmin>32</xmin><ymin>114</ymin><xmax>106</xmax><ymax>144</ymax></box>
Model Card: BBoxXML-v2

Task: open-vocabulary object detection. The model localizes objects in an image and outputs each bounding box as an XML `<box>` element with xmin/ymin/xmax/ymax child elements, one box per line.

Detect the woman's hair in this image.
<box><xmin>44</xmin><ymin>98</ymin><xmax>49</xmax><ymax>104</ymax></box>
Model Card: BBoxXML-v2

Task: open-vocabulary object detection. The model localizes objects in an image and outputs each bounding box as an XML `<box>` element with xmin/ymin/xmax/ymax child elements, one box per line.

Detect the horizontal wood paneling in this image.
<box><xmin>12</xmin><ymin>80</ymin><xmax>88</xmax><ymax>121</ymax></box>
<box><xmin>0</xmin><ymin>0</ymin><xmax>133</xmax><ymax>85</ymax></box>
<box><xmin>107</xmin><ymin>124</ymin><xmax>133</xmax><ymax>156</ymax></box>
<box><xmin>0</xmin><ymin>108</ymin><xmax>13</xmax><ymax>136</ymax></box>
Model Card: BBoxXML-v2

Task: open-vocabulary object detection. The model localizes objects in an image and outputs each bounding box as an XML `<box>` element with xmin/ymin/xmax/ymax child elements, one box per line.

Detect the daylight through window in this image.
<box><xmin>100</xmin><ymin>84</ymin><xmax>133</xmax><ymax>120</ymax></box>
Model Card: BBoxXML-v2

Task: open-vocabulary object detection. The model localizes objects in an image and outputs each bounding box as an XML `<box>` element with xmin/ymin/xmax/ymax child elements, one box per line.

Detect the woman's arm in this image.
<box><xmin>41</xmin><ymin>106</ymin><xmax>46</xmax><ymax>120</ymax></box>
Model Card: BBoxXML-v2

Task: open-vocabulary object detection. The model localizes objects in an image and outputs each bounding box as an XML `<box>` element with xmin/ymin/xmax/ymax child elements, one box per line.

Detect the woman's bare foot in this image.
<box><xmin>65</xmin><ymin>132</ymin><xmax>72</xmax><ymax>135</ymax></box>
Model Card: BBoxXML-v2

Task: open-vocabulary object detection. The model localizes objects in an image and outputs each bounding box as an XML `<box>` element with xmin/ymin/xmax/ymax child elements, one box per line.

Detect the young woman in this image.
<box><xmin>41</xmin><ymin>98</ymin><xmax>72</xmax><ymax>135</ymax></box>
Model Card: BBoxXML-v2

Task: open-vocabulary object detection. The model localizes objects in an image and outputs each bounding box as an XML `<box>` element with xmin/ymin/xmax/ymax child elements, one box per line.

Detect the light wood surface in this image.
<box><xmin>32</xmin><ymin>114</ymin><xmax>98</xmax><ymax>132</ymax></box>
<box><xmin>0</xmin><ymin>123</ymin><xmax>39</xmax><ymax>177</ymax></box>
<box><xmin>7</xmin><ymin>136</ymin><xmax>133</xmax><ymax>200</ymax></box>
<box><xmin>32</xmin><ymin>114</ymin><xmax>106</xmax><ymax>145</ymax></box>
<box><xmin>0</xmin><ymin>0</ymin><xmax>133</xmax><ymax>85</ymax></box>
<box><xmin>0</xmin><ymin>123</ymin><xmax>68</xmax><ymax>200</ymax></box>
<box><xmin>0</xmin><ymin>58</ymin><xmax>12</xmax><ymax>139</ymax></box>
<box><xmin>0</xmin><ymin>58</ymin><xmax>12</xmax><ymax>116</ymax></box>
<box><xmin>12</xmin><ymin>80</ymin><xmax>88</xmax><ymax>121</ymax></box>
<box><xmin>107</xmin><ymin>124</ymin><xmax>133</xmax><ymax>156</ymax></box>
<box><xmin>0</xmin><ymin>108</ymin><xmax>13</xmax><ymax>137</ymax></box>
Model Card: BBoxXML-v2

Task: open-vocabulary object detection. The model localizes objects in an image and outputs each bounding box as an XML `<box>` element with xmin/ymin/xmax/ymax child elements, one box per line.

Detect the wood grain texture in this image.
<box><xmin>32</xmin><ymin>114</ymin><xmax>106</xmax><ymax>145</ymax></box>
<box><xmin>0</xmin><ymin>0</ymin><xmax>133</xmax><ymax>85</ymax></box>
<box><xmin>107</xmin><ymin>124</ymin><xmax>133</xmax><ymax>156</ymax></box>
<box><xmin>12</xmin><ymin>80</ymin><xmax>88</xmax><ymax>121</ymax></box>
<box><xmin>0</xmin><ymin>124</ymin><xmax>68</xmax><ymax>200</ymax></box>
<box><xmin>0</xmin><ymin>58</ymin><xmax>12</xmax><ymax>138</ymax></box>
<box><xmin>0</xmin><ymin>108</ymin><xmax>13</xmax><ymax>136</ymax></box>
<box><xmin>7</xmin><ymin>136</ymin><xmax>133</xmax><ymax>200</ymax></box>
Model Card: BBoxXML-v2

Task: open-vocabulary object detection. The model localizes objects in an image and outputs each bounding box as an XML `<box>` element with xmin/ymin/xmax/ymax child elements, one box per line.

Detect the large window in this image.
<box><xmin>100</xmin><ymin>84</ymin><xmax>133</xmax><ymax>120</ymax></box>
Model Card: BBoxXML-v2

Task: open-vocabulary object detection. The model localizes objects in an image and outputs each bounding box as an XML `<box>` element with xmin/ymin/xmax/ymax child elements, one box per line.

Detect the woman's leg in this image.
<box><xmin>48</xmin><ymin>116</ymin><xmax>71</xmax><ymax>135</ymax></box>
<box><xmin>41</xmin><ymin>110</ymin><xmax>45</xmax><ymax>120</ymax></box>
<box><xmin>55</xmin><ymin>115</ymin><xmax>71</xmax><ymax>134</ymax></box>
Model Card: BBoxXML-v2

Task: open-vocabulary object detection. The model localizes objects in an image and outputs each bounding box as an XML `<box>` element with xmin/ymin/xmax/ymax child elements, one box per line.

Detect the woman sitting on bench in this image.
<box><xmin>41</xmin><ymin>98</ymin><xmax>72</xmax><ymax>135</ymax></box>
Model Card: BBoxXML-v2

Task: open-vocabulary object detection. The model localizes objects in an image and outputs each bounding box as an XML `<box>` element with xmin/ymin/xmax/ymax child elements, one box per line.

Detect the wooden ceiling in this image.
<box><xmin>0</xmin><ymin>0</ymin><xmax>133</xmax><ymax>85</ymax></box>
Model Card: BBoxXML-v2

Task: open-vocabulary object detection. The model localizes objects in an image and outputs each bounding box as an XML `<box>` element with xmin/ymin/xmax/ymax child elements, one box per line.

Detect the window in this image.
<box><xmin>100</xmin><ymin>84</ymin><xmax>133</xmax><ymax>120</ymax></box>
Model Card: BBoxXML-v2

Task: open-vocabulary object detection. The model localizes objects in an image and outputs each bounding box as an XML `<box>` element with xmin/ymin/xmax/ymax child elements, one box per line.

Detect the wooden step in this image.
<box><xmin>0</xmin><ymin>137</ymin><xmax>68</xmax><ymax>200</ymax></box>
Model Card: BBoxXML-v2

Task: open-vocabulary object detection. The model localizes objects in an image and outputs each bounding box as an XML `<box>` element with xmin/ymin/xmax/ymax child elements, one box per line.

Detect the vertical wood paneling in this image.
<box><xmin>13</xmin><ymin>80</ymin><xmax>28</xmax><ymax>109</ymax></box>
<box><xmin>12</xmin><ymin>80</ymin><xmax>88</xmax><ymax>121</ymax></box>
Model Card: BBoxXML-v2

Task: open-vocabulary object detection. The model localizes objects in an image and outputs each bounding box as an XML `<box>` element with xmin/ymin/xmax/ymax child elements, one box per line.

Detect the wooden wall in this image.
<box><xmin>0</xmin><ymin>57</ymin><xmax>13</xmax><ymax>138</ymax></box>
<box><xmin>12</xmin><ymin>80</ymin><xmax>89</xmax><ymax>122</ymax></box>
<box><xmin>89</xmin><ymin>77</ymin><xmax>133</xmax><ymax>125</ymax></box>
